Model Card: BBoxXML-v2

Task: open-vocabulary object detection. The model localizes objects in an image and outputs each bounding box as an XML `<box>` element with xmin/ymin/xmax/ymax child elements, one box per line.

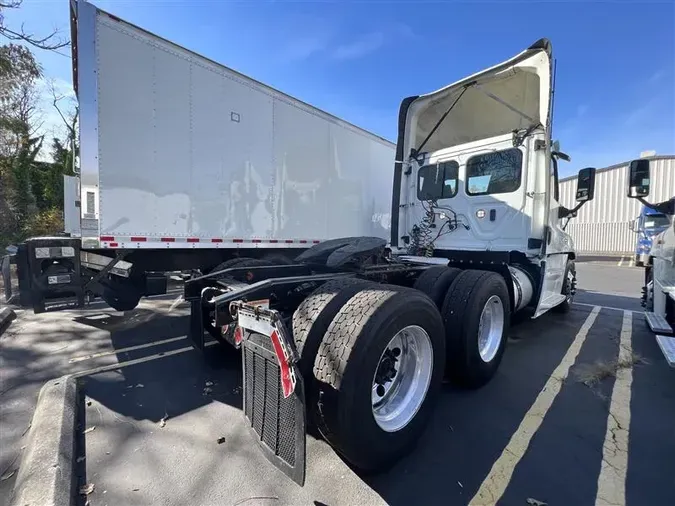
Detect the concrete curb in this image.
<box><xmin>10</xmin><ymin>377</ymin><xmax>78</xmax><ymax>506</ymax></box>
<box><xmin>0</xmin><ymin>306</ymin><xmax>16</xmax><ymax>330</ymax></box>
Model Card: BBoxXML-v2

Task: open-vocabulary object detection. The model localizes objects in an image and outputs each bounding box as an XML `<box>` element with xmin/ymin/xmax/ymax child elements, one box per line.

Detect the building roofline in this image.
<box><xmin>560</xmin><ymin>154</ymin><xmax>675</xmax><ymax>182</ymax></box>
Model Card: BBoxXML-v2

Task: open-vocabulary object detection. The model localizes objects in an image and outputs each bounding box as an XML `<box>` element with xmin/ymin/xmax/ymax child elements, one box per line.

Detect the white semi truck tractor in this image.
<box><xmin>13</xmin><ymin>0</ymin><xmax>395</xmax><ymax>313</ymax></box>
<box><xmin>185</xmin><ymin>38</ymin><xmax>598</xmax><ymax>484</ymax></box>
<box><xmin>626</xmin><ymin>158</ymin><xmax>675</xmax><ymax>366</ymax></box>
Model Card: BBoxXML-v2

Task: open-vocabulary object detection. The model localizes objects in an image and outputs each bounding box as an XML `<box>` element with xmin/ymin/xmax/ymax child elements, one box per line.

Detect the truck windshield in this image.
<box><xmin>644</xmin><ymin>214</ymin><xmax>670</xmax><ymax>229</ymax></box>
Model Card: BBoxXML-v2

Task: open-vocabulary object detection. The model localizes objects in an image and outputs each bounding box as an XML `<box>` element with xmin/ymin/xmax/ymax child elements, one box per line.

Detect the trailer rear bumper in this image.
<box><xmin>17</xmin><ymin>237</ymin><xmax>85</xmax><ymax>313</ymax></box>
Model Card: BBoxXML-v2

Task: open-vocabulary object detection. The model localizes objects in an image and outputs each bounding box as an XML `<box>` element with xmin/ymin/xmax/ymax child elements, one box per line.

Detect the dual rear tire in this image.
<box><xmin>294</xmin><ymin>267</ymin><xmax>509</xmax><ymax>471</ymax></box>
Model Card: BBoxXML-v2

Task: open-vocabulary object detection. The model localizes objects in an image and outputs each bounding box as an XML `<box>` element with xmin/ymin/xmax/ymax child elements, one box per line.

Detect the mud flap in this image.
<box><xmin>236</xmin><ymin>303</ymin><xmax>307</xmax><ymax>486</ymax></box>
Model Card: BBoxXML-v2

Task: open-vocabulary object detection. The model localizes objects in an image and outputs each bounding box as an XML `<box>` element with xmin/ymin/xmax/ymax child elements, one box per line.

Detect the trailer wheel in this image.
<box><xmin>313</xmin><ymin>286</ymin><xmax>445</xmax><ymax>471</ymax></box>
<box><xmin>413</xmin><ymin>265</ymin><xmax>461</xmax><ymax>308</ymax></box>
<box><xmin>441</xmin><ymin>270</ymin><xmax>509</xmax><ymax>388</ymax></box>
<box><xmin>101</xmin><ymin>285</ymin><xmax>141</xmax><ymax>312</ymax></box>
<box><xmin>552</xmin><ymin>260</ymin><xmax>576</xmax><ymax>313</ymax></box>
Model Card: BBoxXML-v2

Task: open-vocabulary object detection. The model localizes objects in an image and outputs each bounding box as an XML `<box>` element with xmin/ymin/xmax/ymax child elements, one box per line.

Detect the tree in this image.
<box><xmin>0</xmin><ymin>1</ymin><xmax>74</xmax><ymax>248</ymax></box>
<box><xmin>0</xmin><ymin>1</ymin><xmax>68</xmax><ymax>52</ymax></box>
<box><xmin>0</xmin><ymin>42</ymin><xmax>43</xmax><ymax>248</ymax></box>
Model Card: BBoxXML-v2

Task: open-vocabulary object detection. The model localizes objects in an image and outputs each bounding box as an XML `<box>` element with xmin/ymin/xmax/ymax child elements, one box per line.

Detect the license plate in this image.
<box><xmin>48</xmin><ymin>274</ymin><xmax>71</xmax><ymax>285</ymax></box>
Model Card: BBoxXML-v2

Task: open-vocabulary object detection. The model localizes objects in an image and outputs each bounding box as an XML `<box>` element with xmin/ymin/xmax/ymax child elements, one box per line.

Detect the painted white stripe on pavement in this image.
<box><xmin>617</xmin><ymin>256</ymin><xmax>625</xmax><ymax>267</ymax></box>
<box><xmin>595</xmin><ymin>310</ymin><xmax>633</xmax><ymax>506</ymax></box>
<box><xmin>574</xmin><ymin>302</ymin><xmax>640</xmax><ymax>314</ymax></box>
<box><xmin>469</xmin><ymin>306</ymin><xmax>601</xmax><ymax>505</ymax></box>
<box><xmin>628</xmin><ymin>258</ymin><xmax>635</xmax><ymax>268</ymax></box>
<box><xmin>69</xmin><ymin>336</ymin><xmax>187</xmax><ymax>363</ymax></box>
<box><xmin>70</xmin><ymin>340</ymin><xmax>218</xmax><ymax>378</ymax></box>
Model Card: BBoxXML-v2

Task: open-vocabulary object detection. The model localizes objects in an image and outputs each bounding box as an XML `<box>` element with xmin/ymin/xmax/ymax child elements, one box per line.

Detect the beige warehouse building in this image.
<box><xmin>559</xmin><ymin>155</ymin><xmax>675</xmax><ymax>255</ymax></box>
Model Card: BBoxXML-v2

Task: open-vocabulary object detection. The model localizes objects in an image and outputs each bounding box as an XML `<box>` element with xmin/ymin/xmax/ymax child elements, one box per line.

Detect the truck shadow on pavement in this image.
<box><xmin>66</xmin><ymin>295</ymin><xmax>675</xmax><ymax>506</ymax></box>
<box><xmin>575</xmin><ymin>288</ymin><xmax>643</xmax><ymax>312</ymax></box>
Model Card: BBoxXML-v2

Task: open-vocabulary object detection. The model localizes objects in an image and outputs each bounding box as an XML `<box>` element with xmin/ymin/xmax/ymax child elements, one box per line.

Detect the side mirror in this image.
<box><xmin>576</xmin><ymin>167</ymin><xmax>596</xmax><ymax>202</ymax></box>
<box><xmin>627</xmin><ymin>159</ymin><xmax>650</xmax><ymax>198</ymax></box>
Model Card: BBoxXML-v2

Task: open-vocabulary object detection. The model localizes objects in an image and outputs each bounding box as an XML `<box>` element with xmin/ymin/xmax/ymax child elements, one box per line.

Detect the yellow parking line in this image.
<box><xmin>69</xmin><ymin>336</ymin><xmax>187</xmax><ymax>363</ymax></box>
<box><xmin>70</xmin><ymin>340</ymin><xmax>218</xmax><ymax>378</ymax></box>
<box><xmin>469</xmin><ymin>306</ymin><xmax>601</xmax><ymax>505</ymax></box>
<box><xmin>595</xmin><ymin>310</ymin><xmax>633</xmax><ymax>506</ymax></box>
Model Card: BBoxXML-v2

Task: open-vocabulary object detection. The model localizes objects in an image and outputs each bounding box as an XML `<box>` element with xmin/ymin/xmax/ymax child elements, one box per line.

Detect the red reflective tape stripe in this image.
<box><xmin>269</xmin><ymin>239</ymin><xmax>279</xmax><ymax>244</ymax></box>
<box><xmin>100</xmin><ymin>236</ymin><xmax>114</xmax><ymax>242</ymax></box>
<box><xmin>109</xmin><ymin>242</ymin><xmax>119</xmax><ymax>247</ymax></box>
<box><xmin>269</xmin><ymin>330</ymin><xmax>294</xmax><ymax>398</ymax></box>
<box><xmin>313</xmin><ymin>240</ymin><xmax>321</xmax><ymax>244</ymax></box>
<box><xmin>130</xmin><ymin>237</ymin><xmax>147</xmax><ymax>242</ymax></box>
<box><xmin>187</xmin><ymin>238</ymin><xmax>200</xmax><ymax>243</ymax></box>
<box><xmin>252</xmin><ymin>239</ymin><xmax>262</xmax><ymax>244</ymax></box>
<box><xmin>285</xmin><ymin>240</ymin><xmax>293</xmax><ymax>244</ymax></box>
<box><xmin>299</xmin><ymin>240</ymin><xmax>308</xmax><ymax>244</ymax></box>
<box><xmin>211</xmin><ymin>238</ymin><xmax>223</xmax><ymax>243</ymax></box>
<box><xmin>161</xmin><ymin>237</ymin><xmax>175</xmax><ymax>242</ymax></box>
<box><xmin>232</xmin><ymin>239</ymin><xmax>244</xmax><ymax>243</ymax></box>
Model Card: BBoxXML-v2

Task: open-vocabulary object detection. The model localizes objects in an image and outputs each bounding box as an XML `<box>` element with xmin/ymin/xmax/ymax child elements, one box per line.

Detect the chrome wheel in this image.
<box><xmin>565</xmin><ymin>269</ymin><xmax>575</xmax><ymax>303</ymax></box>
<box><xmin>371</xmin><ymin>325</ymin><xmax>433</xmax><ymax>433</ymax></box>
<box><xmin>645</xmin><ymin>275</ymin><xmax>654</xmax><ymax>312</ymax></box>
<box><xmin>477</xmin><ymin>295</ymin><xmax>504</xmax><ymax>363</ymax></box>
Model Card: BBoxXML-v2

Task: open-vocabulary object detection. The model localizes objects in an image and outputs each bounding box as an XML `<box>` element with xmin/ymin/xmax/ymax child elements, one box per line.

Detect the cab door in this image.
<box><xmin>534</xmin><ymin>157</ymin><xmax>573</xmax><ymax>317</ymax></box>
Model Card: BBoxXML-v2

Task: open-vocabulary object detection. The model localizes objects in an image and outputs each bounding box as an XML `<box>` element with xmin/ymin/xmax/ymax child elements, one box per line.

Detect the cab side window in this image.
<box><xmin>417</xmin><ymin>161</ymin><xmax>459</xmax><ymax>200</ymax></box>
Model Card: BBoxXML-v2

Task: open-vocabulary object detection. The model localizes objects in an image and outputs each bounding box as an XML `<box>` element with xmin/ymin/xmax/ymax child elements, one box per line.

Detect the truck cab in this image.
<box><xmin>626</xmin><ymin>158</ymin><xmax>675</xmax><ymax>365</ymax></box>
<box><xmin>630</xmin><ymin>205</ymin><xmax>671</xmax><ymax>266</ymax></box>
<box><xmin>392</xmin><ymin>38</ymin><xmax>596</xmax><ymax>318</ymax></box>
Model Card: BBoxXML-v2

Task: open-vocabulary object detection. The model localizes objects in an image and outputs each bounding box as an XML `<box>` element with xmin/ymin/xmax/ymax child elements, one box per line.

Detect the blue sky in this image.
<box><xmin>6</xmin><ymin>0</ymin><xmax>675</xmax><ymax>177</ymax></box>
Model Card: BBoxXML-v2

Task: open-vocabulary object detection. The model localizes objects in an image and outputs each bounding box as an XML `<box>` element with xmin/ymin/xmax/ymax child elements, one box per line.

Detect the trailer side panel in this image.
<box><xmin>85</xmin><ymin>7</ymin><xmax>395</xmax><ymax>246</ymax></box>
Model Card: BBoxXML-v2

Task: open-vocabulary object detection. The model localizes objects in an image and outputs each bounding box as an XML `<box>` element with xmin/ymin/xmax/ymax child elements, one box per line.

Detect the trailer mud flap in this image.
<box><xmin>236</xmin><ymin>304</ymin><xmax>306</xmax><ymax>486</ymax></box>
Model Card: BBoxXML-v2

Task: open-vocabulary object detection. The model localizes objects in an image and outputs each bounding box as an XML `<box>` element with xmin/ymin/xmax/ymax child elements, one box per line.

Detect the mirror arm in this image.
<box><xmin>638</xmin><ymin>196</ymin><xmax>675</xmax><ymax>216</ymax></box>
<box><xmin>558</xmin><ymin>201</ymin><xmax>585</xmax><ymax>219</ymax></box>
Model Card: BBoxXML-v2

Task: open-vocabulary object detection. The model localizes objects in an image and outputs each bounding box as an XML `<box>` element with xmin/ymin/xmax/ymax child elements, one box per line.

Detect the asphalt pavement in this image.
<box><xmin>2</xmin><ymin>262</ymin><xmax>674</xmax><ymax>506</ymax></box>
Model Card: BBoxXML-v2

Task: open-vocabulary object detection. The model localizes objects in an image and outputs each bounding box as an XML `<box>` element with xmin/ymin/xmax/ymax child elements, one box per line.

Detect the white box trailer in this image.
<box><xmin>17</xmin><ymin>0</ymin><xmax>395</xmax><ymax>312</ymax></box>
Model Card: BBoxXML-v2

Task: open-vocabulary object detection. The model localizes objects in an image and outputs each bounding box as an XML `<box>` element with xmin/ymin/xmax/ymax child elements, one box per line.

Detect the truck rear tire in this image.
<box><xmin>292</xmin><ymin>278</ymin><xmax>372</xmax><ymax>428</ymax></box>
<box><xmin>441</xmin><ymin>270</ymin><xmax>510</xmax><ymax>388</ymax></box>
<box><xmin>413</xmin><ymin>265</ymin><xmax>461</xmax><ymax>308</ymax></box>
<box><xmin>312</xmin><ymin>286</ymin><xmax>445</xmax><ymax>471</ymax></box>
<box><xmin>292</xmin><ymin>278</ymin><xmax>371</xmax><ymax>379</ymax></box>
